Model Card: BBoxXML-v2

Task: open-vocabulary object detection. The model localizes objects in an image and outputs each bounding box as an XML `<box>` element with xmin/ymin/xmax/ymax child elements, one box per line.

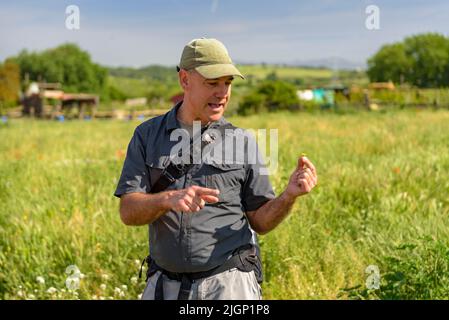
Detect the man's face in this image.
<box><xmin>180</xmin><ymin>70</ymin><xmax>233</xmax><ymax>123</ymax></box>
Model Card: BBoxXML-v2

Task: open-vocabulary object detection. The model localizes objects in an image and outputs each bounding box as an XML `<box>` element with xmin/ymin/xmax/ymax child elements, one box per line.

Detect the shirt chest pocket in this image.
<box><xmin>204</xmin><ymin>163</ymin><xmax>245</xmax><ymax>203</ymax></box>
<box><xmin>145</xmin><ymin>155</ymin><xmax>171</xmax><ymax>192</ymax></box>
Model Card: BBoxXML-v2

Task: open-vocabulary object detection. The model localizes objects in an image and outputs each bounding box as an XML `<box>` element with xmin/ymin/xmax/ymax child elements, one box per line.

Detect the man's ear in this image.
<box><xmin>178</xmin><ymin>69</ymin><xmax>189</xmax><ymax>90</ymax></box>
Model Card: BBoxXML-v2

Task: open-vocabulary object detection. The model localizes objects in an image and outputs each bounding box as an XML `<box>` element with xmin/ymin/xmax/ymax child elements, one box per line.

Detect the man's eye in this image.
<box><xmin>207</xmin><ymin>82</ymin><xmax>218</xmax><ymax>86</ymax></box>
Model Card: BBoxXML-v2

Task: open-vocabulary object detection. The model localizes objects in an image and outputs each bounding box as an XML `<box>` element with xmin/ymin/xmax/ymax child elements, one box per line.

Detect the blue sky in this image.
<box><xmin>1</xmin><ymin>0</ymin><xmax>449</xmax><ymax>68</ymax></box>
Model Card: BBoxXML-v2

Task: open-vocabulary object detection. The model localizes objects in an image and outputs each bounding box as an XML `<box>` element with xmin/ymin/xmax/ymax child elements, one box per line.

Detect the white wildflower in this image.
<box><xmin>101</xmin><ymin>274</ymin><xmax>110</xmax><ymax>281</ymax></box>
<box><xmin>36</xmin><ymin>276</ymin><xmax>45</xmax><ymax>285</ymax></box>
<box><xmin>121</xmin><ymin>285</ymin><xmax>127</xmax><ymax>291</ymax></box>
<box><xmin>47</xmin><ymin>287</ymin><xmax>57</xmax><ymax>294</ymax></box>
<box><xmin>137</xmin><ymin>294</ymin><xmax>142</xmax><ymax>300</ymax></box>
<box><xmin>130</xmin><ymin>276</ymin><xmax>138</xmax><ymax>285</ymax></box>
<box><xmin>100</xmin><ymin>284</ymin><xmax>107</xmax><ymax>290</ymax></box>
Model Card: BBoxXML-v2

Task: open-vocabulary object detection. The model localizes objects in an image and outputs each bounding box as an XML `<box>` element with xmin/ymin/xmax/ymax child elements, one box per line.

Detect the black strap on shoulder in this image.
<box><xmin>150</xmin><ymin>122</ymin><xmax>236</xmax><ymax>194</ymax></box>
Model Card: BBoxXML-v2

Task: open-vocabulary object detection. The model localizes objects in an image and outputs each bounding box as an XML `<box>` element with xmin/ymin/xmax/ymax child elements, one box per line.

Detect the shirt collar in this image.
<box><xmin>165</xmin><ymin>101</ymin><xmax>229</xmax><ymax>132</ymax></box>
<box><xmin>165</xmin><ymin>101</ymin><xmax>182</xmax><ymax>132</ymax></box>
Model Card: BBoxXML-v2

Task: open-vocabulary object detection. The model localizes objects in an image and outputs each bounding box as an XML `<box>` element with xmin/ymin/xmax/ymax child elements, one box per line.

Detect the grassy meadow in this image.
<box><xmin>0</xmin><ymin>108</ymin><xmax>448</xmax><ymax>300</ymax></box>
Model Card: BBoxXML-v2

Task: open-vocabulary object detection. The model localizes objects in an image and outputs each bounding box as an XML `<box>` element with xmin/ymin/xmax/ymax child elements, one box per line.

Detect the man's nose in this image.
<box><xmin>215</xmin><ymin>83</ymin><xmax>229</xmax><ymax>98</ymax></box>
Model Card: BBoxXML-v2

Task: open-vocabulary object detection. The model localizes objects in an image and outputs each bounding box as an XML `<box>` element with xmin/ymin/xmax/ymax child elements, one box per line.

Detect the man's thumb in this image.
<box><xmin>297</xmin><ymin>156</ymin><xmax>305</xmax><ymax>170</ymax></box>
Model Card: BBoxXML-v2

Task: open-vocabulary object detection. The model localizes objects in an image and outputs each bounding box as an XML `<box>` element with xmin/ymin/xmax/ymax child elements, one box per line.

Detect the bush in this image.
<box><xmin>237</xmin><ymin>91</ymin><xmax>266</xmax><ymax>116</ymax></box>
<box><xmin>238</xmin><ymin>80</ymin><xmax>299</xmax><ymax>115</ymax></box>
<box><xmin>341</xmin><ymin>236</ymin><xmax>449</xmax><ymax>299</ymax></box>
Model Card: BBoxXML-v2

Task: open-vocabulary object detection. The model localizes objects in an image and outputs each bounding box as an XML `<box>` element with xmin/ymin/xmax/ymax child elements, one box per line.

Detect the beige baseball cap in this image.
<box><xmin>177</xmin><ymin>38</ymin><xmax>244</xmax><ymax>79</ymax></box>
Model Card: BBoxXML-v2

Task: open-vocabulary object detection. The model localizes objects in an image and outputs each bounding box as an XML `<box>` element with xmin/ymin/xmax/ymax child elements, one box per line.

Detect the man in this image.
<box><xmin>114</xmin><ymin>38</ymin><xmax>318</xmax><ymax>300</ymax></box>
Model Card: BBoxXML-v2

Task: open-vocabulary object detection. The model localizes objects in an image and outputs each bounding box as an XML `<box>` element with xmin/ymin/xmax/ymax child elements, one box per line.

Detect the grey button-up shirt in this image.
<box><xmin>114</xmin><ymin>102</ymin><xmax>275</xmax><ymax>273</ymax></box>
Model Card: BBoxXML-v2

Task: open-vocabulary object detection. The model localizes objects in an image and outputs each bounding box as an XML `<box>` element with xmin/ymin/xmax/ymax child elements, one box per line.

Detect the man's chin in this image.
<box><xmin>205</xmin><ymin>107</ymin><xmax>225</xmax><ymax>122</ymax></box>
<box><xmin>206</xmin><ymin>112</ymin><xmax>224</xmax><ymax>123</ymax></box>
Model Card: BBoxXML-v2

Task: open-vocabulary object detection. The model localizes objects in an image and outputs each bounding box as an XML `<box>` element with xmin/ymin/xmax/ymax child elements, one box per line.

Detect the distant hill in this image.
<box><xmin>236</xmin><ymin>57</ymin><xmax>365</xmax><ymax>71</ymax></box>
<box><xmin>107</xmin><ymin>64</ymin><xmax>336</xmax><ymax>80</ymax></box>
<box><xmin>107</xmin><ymin>63</ymin><xmax>368</xmax><ymax>88</ymax></box>
<box><xmin>107</xmin><ymin>65</ymin><xmax>178</xmax><ymax>82</ymax></box>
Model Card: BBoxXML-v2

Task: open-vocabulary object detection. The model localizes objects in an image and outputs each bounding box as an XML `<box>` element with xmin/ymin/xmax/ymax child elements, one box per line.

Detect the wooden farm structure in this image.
<box><xmin>22</xmin><ymin>82</ymin><xmax>99</xmax><ymax>119</ymax></box>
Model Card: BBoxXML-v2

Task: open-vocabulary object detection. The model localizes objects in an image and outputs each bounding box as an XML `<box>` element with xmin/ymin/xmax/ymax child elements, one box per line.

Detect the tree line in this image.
<box><xmin>2</xmin><ymin>33</ymin><xmax>449</xmax><ymax>115</ymax></box>
<box><xmin>367</xmin><ymin>33</ymin><xmax>449</xmax><ymax>88</ymax></box>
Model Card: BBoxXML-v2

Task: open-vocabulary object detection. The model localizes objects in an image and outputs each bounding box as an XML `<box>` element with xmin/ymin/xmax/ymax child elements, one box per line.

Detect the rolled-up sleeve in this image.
<box><xmin>114</xmin><ymin>127</ymin><xmax>150</xmax><ymax>198</ymax></box>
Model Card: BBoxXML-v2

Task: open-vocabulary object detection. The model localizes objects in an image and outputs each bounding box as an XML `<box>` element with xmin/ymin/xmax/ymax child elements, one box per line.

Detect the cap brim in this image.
<box><xmin>195</xmin><ymin>64</ymin><xmax>244</xmax><ymax>80</ymax></box>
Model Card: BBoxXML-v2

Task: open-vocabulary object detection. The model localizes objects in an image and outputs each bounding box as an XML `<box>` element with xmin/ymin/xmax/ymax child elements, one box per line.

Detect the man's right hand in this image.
<box><xmin>165</xmin><ymin>186</ymin><xmax>220</xmax><ymax>213</ymax></box>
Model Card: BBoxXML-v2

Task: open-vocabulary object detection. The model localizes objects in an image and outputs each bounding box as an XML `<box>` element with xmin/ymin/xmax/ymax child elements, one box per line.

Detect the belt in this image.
<box><xmin>139</xmin><ymin>244</ymin><xmax>262</xmax><ymax>300</ymax></box>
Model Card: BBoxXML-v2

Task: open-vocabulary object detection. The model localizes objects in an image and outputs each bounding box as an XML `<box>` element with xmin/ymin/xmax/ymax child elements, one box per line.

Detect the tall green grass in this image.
<box><xmin>0</xmin><ymin>109</ymin><xmax>448</xmax><ymax>299</ymax></box>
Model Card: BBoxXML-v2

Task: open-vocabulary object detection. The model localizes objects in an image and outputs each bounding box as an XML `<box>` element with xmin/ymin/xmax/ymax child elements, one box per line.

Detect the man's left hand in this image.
<box><xmin>285</xmin><ymin>156</ymin><xmax>318</xmax><ymax>199</ymax></box>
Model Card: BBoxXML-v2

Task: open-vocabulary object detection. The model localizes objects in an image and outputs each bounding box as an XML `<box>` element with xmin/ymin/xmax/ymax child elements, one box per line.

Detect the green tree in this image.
<box><xmin>11</xmin><ymin>43</ymin><xmax>108</xmax><ymax>95</ymax></box>
<box><xmin>367</xmin><ymin>33</ymin><xmax>449</xmax><ymax>88</ymax></box>
<box><xmin>403</xmin><ymin>33</ymin><xmax>449</xmax><ymax>88</ymax></box>
<box><xmin>0</xmin><ymin>60</ymin><xmax>20</xmax><ymax>114</ymax></box>
<box><xmin>367</xmin><ymin>43</ymin><xmax>410</xmax><ymax>84</ymax></box>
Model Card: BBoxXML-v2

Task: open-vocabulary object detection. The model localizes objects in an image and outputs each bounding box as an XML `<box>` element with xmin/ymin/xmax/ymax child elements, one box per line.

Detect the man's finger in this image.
<box><xmin>193</xmin><ymin>186</ymin><xmax>220</xmax><ymax>196</ymax></box>
<box><xmin>302</xmin><ymin>168</ymin><xmax>316</xmax><ymax>185</ymax></box>
<box><xmin>298</xmin><ymin>172</ymin><xmax>313</xmax><ymax>187</ymax></box>
<box><xmin>298</xmin><ymin>178</ymin><xmax>311</xmax><ymax>192</ymax></box>
<box><xmin>297</xmin><ymin>156</ymin><xmax>305</xmax><ymax>170</ymax></box>
<box><xmin>186</xmin><ymin>200</ymin><xmax>200</xmax><ymax>212</ymax></box>
<box><xmin>175</xmin><ymin>202</ymin><xmax>191</xmax><ymax>213</ymax></box>
<box><xmin>301</xmin><ymin>157</ymin><xmax>317</xmax><ymax>176</ymax></box>
<box><xmin>201</xmin><ymin>195</ymin><xmax>220</xmax><ymax>203</ymax></box>
<box><xmin>192</xmin><ymin>197</ymin><xmax>206</xmax><ymax>209</ymax></box>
